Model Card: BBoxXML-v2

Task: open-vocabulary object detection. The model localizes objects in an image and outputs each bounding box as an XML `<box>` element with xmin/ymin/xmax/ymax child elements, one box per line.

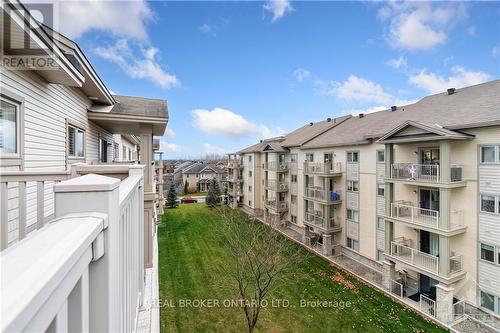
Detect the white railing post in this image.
<box><xmin>54</xmin><ymin>174</ymin><xmax>121</xmax><ymax>333</ymax></box>
<box><xmin>129</xmin><ymin>165</ymin><xmax>145</xmax><ymax>305</ymax></box>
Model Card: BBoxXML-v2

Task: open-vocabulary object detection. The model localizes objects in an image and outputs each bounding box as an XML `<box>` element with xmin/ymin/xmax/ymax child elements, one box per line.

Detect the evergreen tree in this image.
<box><xmin>166</xmin><ymin>184</ymin><xmax>178</xmax><ymax>208</ymax></box>
<box><xmin>206</xmin><ymin>178</ymin><xmax>220</xmax><ymax>208</ymax></box>
<box><xmin>183</xmin><ymin>179</ymin><xmax>188</xmax><ymax>195</ymax></box>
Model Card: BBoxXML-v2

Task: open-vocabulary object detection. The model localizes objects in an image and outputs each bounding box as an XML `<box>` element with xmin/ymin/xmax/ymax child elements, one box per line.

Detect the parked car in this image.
<box><xmin>181</xmin><ymin>197</ymin><xmax>198</xmax><ymax>204</ymax></box>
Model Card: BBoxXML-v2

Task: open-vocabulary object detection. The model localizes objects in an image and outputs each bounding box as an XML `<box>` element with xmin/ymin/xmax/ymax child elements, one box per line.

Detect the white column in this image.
<box><xmin>54</xmin><ymin>174</ymin><xmax>121</xmax><ymax>333</ymax></box>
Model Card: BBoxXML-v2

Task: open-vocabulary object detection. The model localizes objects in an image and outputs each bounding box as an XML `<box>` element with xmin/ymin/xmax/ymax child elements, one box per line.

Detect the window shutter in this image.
<box><xmin>68</xmin><ymin>126</ymin><xmax>75</xmax><ymax>156</ymax></box>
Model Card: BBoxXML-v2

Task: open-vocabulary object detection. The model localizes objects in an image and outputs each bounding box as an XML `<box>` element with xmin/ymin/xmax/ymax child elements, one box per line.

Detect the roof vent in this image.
<box><xmin>309</xmin><ymin>122</ymin><xmax>314</xmax><ymax>126</ymax></box>
<box><xmin>260</xmin><ymin>140</ymin><xmax>263</xmax><ymax>143</ymax></box>
<box><xmin>359</xmin><ymin>113</ymin><xmax>364</xmax><ymax>118</ymax></box>
<box><xmin>327</xmin><ymin>117</ymin><xmax>332</xmax><ymax>122</ymax></box>
<box><xmin>447</xmin><ymin>88</ymin><xmax>456</xmax><ymax>95</ymax></box>
<box><xmin>391</xmin><ymin>106</ymin><xmax>397</xmax><ymax>112</ymax></box>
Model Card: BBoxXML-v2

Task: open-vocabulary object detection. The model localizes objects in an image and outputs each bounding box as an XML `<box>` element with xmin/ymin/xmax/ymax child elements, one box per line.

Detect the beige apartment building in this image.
<box><xmin>228</xmin><ymin>80</ymin><xmax>500</xmax><ymax>328</ymax></box>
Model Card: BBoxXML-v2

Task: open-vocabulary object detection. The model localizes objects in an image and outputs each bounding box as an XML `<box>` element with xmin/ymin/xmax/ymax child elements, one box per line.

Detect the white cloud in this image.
<box><xmin>378</xmin><ymin>2</ymin><xmax>467</xmax><ymax>50</ymax></box>
<box><xmin>164</xmin><ymin>128</ymin><xmax>176</xmax><ymax>139</ymax></box>
<box><xmin>203</xmin><ymin>143</ymin><xmax>227</xmax><ymax>155</ymax></box>
<box><xmin>263</xmin><ymin>0</ymin><xmax>293</xmax><ymax>22</ymax></box>
<box><xmin>198</xmin><ymin>24</ymin><xmax>213</xmax><ymax>34</ymax></box>
<box><xmin>386</xmin><ymin>56</ymin><xmax>408</xmax><ymax>71</ymax></box>
<box><xmin>492</xmin><ymin>47</ymin><xmax>500</xmax><ymax>59</ymax></box>
<box><xmin>159</xmin><ymin>142</ymin><xmax>185</xmax><ymax>153</ymax></box>
<box><xmin>467</xmin><ymin>26</ymin><xmax>476</xmax><ymax>36</ymax></box>
<box><xmin>319</xmin><ymin>75</ymin><xmax>393</xmax><ymax>105</ymax></box>
<box><xmin>409</xmin><ymin>66</ymin><xmax>491</xmax><ymax>94</ymax></box>
<box><xmin>293</xmin><ymin>68</ymin><xmax>311</xmax><ymax>82</ymax></box>
<box><xmin>95</xmin><ymin>39</ymin><xmax>180</xmax><ymax>89</ymax></box>
<box><xmin>59</xmin><ymin>0</ymin><xmax>154</xmax><ymax>40</ymax></box>
<box><xmin>191</xmin><ymin>107</ymin><xmax>284</xmax><ymax>140</ymax></box>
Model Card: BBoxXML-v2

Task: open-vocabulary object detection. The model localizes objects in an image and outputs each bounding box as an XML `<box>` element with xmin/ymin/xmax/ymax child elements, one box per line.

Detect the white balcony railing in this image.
<box><xmin>390</xmin><ymin>163</ymin><xmax>463</xmax><ymax>183</ymax></box>
<box><xmin>265</xmin><ymin>198</ymin><xmax>288</xmax><ymax>211</ymax></box>
<box><xmin>304</xmin><ymin>187</ymin><xmax>342</xmax><ymax>203</ymax></box>
<box><xmin>391</xmin><ymin>241</ymin><xmax>439</xmax><ymax>274</ymax></box>
<box><xmin>303</xmin><ymin>162</ymin><xmax>342</xmax><ymax>175</ymax></box>
<box><xmin>390</xmin><ymin>241</ymin><xmax>463</xmax><ymax>276</ymax></box>
<box><xmin>264</xmin><ymin>161</ymin><xmax>289</xmax><ymax>172</ymax></box>
<box><xmin>0</xmin><ymin>170</ymin><xmax>71</xmax><ymax>250</ymax></box>
<box><xmin>265</xmin><ymin>179</ymin><xmax>289</xmax><ymax>191</ymax></box>
<box><xmin>390</xmin><ymin>202</ymin><xmax>464</xmax><ymax>231</ymax></box>
<box><xmin>390</xmin><ymin>202</ymin><xmax>439</xmax><ymax>228</ymax></box>
<box><xmin>1</xmin><ymin>169</ymin><xmax>145</xmax><ymax>332</ymax></box>
<box><xmin>304</xmin><ymin>212</ymin><xmax>340</xmax><ymax>231</ymax></box>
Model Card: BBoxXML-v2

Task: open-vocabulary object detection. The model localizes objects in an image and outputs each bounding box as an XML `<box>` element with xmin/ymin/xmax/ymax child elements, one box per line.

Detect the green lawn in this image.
<box><xmin>158</xmin><ymin>204</ymin><xmax>445</xmax><ymax>333</ymax></box>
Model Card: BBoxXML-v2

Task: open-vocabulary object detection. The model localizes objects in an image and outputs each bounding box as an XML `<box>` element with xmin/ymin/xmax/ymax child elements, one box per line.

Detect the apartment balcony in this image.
<box><xmin>264</xmin><ymin>161</ymin><xmax>289</xmax><ymax>172</ymax></box>
<box><xmin>227</xmin><ymin>175</ymin><xmax>242</xmax><ymax>183</ymax></box>
<box><xmin>0</xmin><ymin>167</ymin><xmax>149</xmax><ymax>332</ymax></box>
<box><xmin>264</xmin><ymin>198</ymin><xmax>288</xmax><ymax>212</ymax></box>
<box><xmin>304</xmin><ymin>187</ymin><xmax>342</xmax><ymax>205</ymax></box>
<box><xmin>388</xmin><ymin>163</ymin><xmax>465</xmax><ymax>187</ymax></box>
<box><xmin>387</xmin><ymin>239</ymin><xmax>465</xmax><ymax>283</ymax></box>
<box><xmin>303</xmin><ymin>162</ymin><xmax>342</xmax><ymax>176</ymax></box>
<box><xmin>264</xmin><ymin>179</ymin><xmax>289</xmax><ymax>192</ymax></box>
<box><xmin>386</xmin><ymin>201</ymin><xmax>466</xmax><ymax>236</ymax></box>
<box><xmin>303</xmin><ymin>211</ymin><xmax>341</xmax><ymax>233</ymax></box>
<box><xmin>228</xmin><ymin>160</ymin><xmax>242</xmax><ymax>169</ymax></box>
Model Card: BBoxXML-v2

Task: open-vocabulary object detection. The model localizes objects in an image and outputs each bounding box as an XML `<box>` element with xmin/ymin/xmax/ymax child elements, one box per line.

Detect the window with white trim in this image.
<box><xmin>347</xmin><ymin>151</ymin><xmax>359</xmax><ymax>163</ymax></box>
<box><xmin>376</xmin><ymin>150</ymin><xmax>385</xmax><ymax>163</ymax></box>
<box><xmin>377</xmin><ymin>184</ymin><xmax>385</xmax><ymax>196</ymax></box>
<box><xmin>481</xmin><ymin>194</ymin><xmax>498</xmax><ymax>214</ymax></box>
<box><xmin>290</xmin><ymin>215</ymin><xmax>297</xmax><ymax>224</ymax></box>
<box><xmin>68</xmin><ymin>124</ymin><xmax>85</xmax><ymax>158</ymax></box>
<box><xmin>305</xmin><ymin>153</ymin><xmax>314</xmax><ymax>162</ymax></box>
<box><xmin>248</xmin><ymin>170</ymin><xmax>252</xmax><ymax>177</ymax></box>
<box><xmin>346</xmin><ymin>209</ymin><xmax>359</xmax><ymax>222</ymax></box>
<box><xmin>113</xmin><ymin>143</ymin><xmax>119</xmax><ymax>161</ymax></box>
<box><xmin>0</xmin><ymin>98</ymin><xmax>18</xmax><ymax>155</ymax></box>
<box><xmin>291</xmin><ymin>195</ymin><xmax>297</xmax><ymax>204</ymax></box>
<box><xmin>291</xmin><ymin>154</ymin><xmax>298</xmax><ymax>162</ymax></box>
<box><xmin>481</xmin><ymin>243</ymin><xmax>495</xmax><ymax>263</ymax></box>
<box><xmin>481</xmin><ymin>291</ymin><xmax>495</xmax><ymax>312</ymax></box>
<box><xmin>347</xmin><ymin>237</ymin><xmax>359</xmax><ymax>251</ymax></box>
<box><xmin>481</xmin><ymin>146</ymin><xmax>499</xmax><ymax>163</ymax></box>
<box><xmin>377</xmin><ymin>249</ymin><xmax>385</xmax><ymax>261</ymax></box>
<box><xmin>291</xmin><ymin>175</ymin><xmax>297</xmax><ymax>182</ymax></box>
<box><xmin>377</xmin><ymin>217</ymin><xmax>385</xmax><ymax>231</ymax></box>
<box><xmin>347</xmin><ymin>180</ymin><xmax>359</xmax><ymax>192</ymax></box>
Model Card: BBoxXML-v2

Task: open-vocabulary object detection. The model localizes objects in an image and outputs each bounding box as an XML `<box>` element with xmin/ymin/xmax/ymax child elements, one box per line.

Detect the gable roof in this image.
<box><xmin>302</xmin><ymin>80</ymin><xmax>500</xmax><ymax>149</ymax></box>
<box><xmin>378</xmin><ymin>121</ymin><xmax>473</xmax><ymax>143</ymax></box>
<box><xmin>183</xmin><ymin>163</ymin><xmax>224</xmax><ymax>174</ymax></box>
<box><xmin>280</xmin><ymin>115</ymin><xmax>351</xmax><ymax>148</ymax></box>
<box><xmin>237</xmin><ymin>137</ymin><xmax>286</xmax><ymax>154</ymax></box>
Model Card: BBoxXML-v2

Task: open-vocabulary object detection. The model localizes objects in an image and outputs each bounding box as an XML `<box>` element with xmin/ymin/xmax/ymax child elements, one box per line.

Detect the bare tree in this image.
<box><xmin>216</xmin><ymin>207</ymin><xmax>308</xmax><ymax>333</ymax></box>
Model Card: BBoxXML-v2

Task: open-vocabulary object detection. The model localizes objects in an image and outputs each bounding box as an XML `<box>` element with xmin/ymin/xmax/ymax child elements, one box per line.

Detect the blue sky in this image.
<box><xmin>57</xmin><ymin>1</ymin><xmax>500</xmax><ymax>158</ymax></box>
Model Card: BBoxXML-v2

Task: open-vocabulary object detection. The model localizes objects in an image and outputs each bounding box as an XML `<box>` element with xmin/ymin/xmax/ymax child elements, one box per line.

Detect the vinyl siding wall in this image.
<box><xmin>1</xmin><ymin>68</ymin><xmax>114</xmax><ymax>245</ymax></box>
